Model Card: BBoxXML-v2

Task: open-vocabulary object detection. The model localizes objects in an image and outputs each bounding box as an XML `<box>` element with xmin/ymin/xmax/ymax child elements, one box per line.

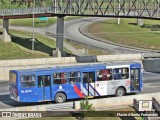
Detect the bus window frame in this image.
<box><xmin>113</xmin><ymin>67</ymin><xmax>129</xmax><ymax>80</ymax></box>
<box><xmin>53</xmin><ymin>72</ymin><xmax>67</xmax><ymax>84</ymax></box>
<box><xmin>20</xmin><ymin>74</ymin><xmax>36</xmax><ymax>88</ymax></box>
<box><xmin>97</xmin><ymin>69</ymin><xmax>113</xmax><ymax>81</ymax></box>
<box><xmin>67</xmin><ymin>71</ymin><xmax>81</xmax><ymax>84</ymax></box>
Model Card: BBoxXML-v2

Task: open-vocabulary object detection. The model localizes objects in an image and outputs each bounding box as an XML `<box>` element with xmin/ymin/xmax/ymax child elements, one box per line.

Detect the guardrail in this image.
<box><xmin>0</xmin><ymin>0</ymin><xmax>160</xmax><ymax>19</ymax></box>
<box><xmin>0</xmin><ymin>6</ymin><xmax>53</xmax><ymax>16</ymax></box>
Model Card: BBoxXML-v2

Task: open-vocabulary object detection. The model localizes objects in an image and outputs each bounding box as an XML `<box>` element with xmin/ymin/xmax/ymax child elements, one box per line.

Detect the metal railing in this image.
<box><xmin>0</xmin><ymin>0</ymin><xmax>159</xmax><ymax>19</ymax></box>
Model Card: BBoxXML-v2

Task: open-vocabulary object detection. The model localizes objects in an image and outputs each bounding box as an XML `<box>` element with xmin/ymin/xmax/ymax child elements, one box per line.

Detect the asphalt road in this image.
<box><xmin>0</xmin><ymin>72</ymin><xmax>160</xmax><ymax>109</ymax></box>
<box><xmin>49</xmin><ymin>17</ymin><xmax>148</xmax><ymax>54</ymax></box>
<box><xmin>8</xmin><ymin>17</ymin><xmax>150</xmax><ymax>55</ymax></box>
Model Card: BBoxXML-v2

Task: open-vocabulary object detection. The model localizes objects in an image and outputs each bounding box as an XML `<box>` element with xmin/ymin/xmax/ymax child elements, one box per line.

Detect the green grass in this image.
<box><xmin>0</xmin><ymin>16</ymin><xmax>82</xmax><ymax>28</ymax></box>
<box><xmin>88</xmin><ymin>18</ymin><xmax>160</xmax><ymax>50</ymax></box>
<box><xmin>0</xmin><ymin>41</ymin><xmax>50</xmax><ymax>60</ymax></box>
<box><xmin>0</xmin><ymin>29</ymin><xmax>58</xmax><ymax>60</ymax></box>
<box><xmin>65</xmin><ymin>39</ymin><xmax>112</xmax><ymax>55</ymax></box>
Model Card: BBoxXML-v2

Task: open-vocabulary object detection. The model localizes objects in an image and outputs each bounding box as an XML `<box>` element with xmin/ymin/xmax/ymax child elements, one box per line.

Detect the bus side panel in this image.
<box><xmin>51</xmin><ymin>83</ymin><xmax>83</xmax><ymax>100</ymax></box>
<box><xmin>95</xmin><ymin>81</ymin><xmax>107</xmax><ymax>96</ymax></box>
<box><xmin>65</xmin><ymin>83</ymin><xmax>84</xmax><ymax>99</ymax></box>
<box><xmin>107</xmin><ymin>80</ymin><xmax>130</xmax><ymax>95</ymax></box>
<box><xmin>37</xmin><ymin>87</ymin><xmax>44</xmax><ymax>102</ymax></box>
<box><xmin>19</xmin><ymin>87</ymin><xmax>38</xmax><ymax>102</ymax></box>
<box><xmin>51</xmin><ymin>84</ymin><xmax>68</xmax><ymax>100</ymax></box>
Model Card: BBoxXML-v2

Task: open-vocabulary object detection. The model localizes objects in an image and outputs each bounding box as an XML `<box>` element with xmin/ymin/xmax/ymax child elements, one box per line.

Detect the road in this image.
<box><xmin>9</xmin><ymin>17</ymin><xmax>149</xmax><ymax>55</ymax></box>
<box><xmin>46</xmin><ymin>17</ymin><xmax>149</xmax><ymax>54</ymax></box>
<box><xmin>0</xmin><ymin>72</ymin><xmax>160</xmax><ymax>109</ymax></box>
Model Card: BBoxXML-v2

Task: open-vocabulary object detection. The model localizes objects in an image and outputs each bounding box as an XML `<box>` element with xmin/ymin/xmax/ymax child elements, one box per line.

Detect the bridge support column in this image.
<box><xmin>137</xmin><ymin>18</ymin><xmax>143</xmax><ymax>26</ymax></box>
<box><xmin>53</xmin><ymin>17</ymin><xmax>65</xmax><ymax>57</ymax></box>
<box><xmin>3</xmin><ymin>19</ymin><xmax>9</xmax><ymax>33</ymax></box>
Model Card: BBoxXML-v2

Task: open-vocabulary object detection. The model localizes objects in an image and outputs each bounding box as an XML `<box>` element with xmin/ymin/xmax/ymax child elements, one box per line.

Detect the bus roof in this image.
<box><xmin>11</xmin><ymin>62</ymin><xmax>140</xmax><ymax>74</ymax></box>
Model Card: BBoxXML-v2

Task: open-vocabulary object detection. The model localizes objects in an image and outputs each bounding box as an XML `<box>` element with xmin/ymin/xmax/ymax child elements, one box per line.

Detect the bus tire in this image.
<box><xmin>55</xmin><ymin>93</ymin><xmax>66</xmax><ymax>103</ymax></box>
<box><xmin>115</xmin><ymin>87</ymin><xmax>125</xmax><ymax>97</ymax></box>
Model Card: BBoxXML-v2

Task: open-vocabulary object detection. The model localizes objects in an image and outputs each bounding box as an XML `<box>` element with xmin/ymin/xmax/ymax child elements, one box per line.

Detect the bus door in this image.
<box><xmin>37</xmin><ymin>75</ymin><xmax>51</xmax><ymax>101</ymax></box>
<box><xmin>130</xmin><ymin>69</ymin><xmax>140</xmax><ymax>91</ymax></box>
<box><xmin>82</xmin><ymin>72</ymin><xmax>95</xmax><ymax>97</ymax></box>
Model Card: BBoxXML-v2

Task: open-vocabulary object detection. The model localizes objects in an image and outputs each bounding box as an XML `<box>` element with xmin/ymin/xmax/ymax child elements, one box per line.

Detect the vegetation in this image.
<box><xmin>0</xmin><ymin>29</ymin><xmax>57</xmax><ymax>60</ymax></box>
<box><xmin>65</xmin><ymin>39</ymin><xmax>112</xmax><ymax>56</ymax></box>
<box><xmin>88</xmin><ymin>18</ymin><xmax>160</xmax><ymax>50</ymax></box>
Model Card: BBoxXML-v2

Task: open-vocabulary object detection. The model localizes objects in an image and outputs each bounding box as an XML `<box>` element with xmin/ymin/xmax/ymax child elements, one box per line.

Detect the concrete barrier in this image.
<box><xmin>74</xmin><ymin>92</ymin><xmax>160</xmax><ymax>110</ymax></box>
<box><xmin>0</xmin><ymin>105</ymin><xmax>46</xmax><ymax>111</ymax></box>
<box><xmin>0</xmin><ymin>54</ymin><xmax>144</xmax><ymax>80</ymax></box>
<box><xmin>97</xmin><ymin>54</ymin><xmax>142</xmax><ymax>62</ymax></box>
<box><xmin>143</xmin><ymin>59</ymin><xmax>160</xmax><ymax>73</ymax></box>
<box><xmin>0</xmin><ymin>57</ymin><xmax>77</xmax><ymax>67</ymax></box>
<box><xmin>0</xmin><ymin>54</ymin><xmax>143</xmax><ymax>67</ymax></box>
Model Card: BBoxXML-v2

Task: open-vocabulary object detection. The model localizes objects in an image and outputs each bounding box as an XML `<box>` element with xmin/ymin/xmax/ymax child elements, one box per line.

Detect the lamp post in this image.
<box><xmin>32</xmin><ymin>0</ymin><xmax>35</xmax><ymax>53</ymax></box>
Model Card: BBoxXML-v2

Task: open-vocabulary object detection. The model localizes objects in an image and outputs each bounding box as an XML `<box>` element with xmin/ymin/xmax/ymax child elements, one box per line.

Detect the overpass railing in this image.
<box><xmin>0</xmin><ymin>0</ymin><xmax>159</xmax><ymax>19</ymax></box>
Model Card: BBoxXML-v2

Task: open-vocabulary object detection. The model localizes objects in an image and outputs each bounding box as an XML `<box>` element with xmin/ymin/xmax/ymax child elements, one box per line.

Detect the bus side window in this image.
<box><xmin>44</xmin><ymin>76</ymin><xmax>50</xmax><ymax>87</ymax></box>
<box><xmin>38</xmin><ymin>78</ymin><xmax>43</xmax><ymax>87</ymax></box>
<box><xmin>68</xmin><ymin>72</ymin><xmax>80</xmax><ymax>84</ymax></box>
<box><xmin>83</xmin><ymin>72</ymin><xmax>95</xmax><ymax>83</ymax></box>
<box><xmin>97</xmin><ymin>69</ymin><xmax>112</xmax><ymax>81</ymax></box>
<box><xmin>21</xmin><ymin>75</ymin><xmax>36</xmax><ymax>88</ymax></box>
<box><xmin>53</xmin><ymin>73</ymin><xmax>67</xmax><ymax>84</ymax></box>
<box><xmin>113</xmin><ymin>68</ymin><xmax>129</xmax><ymax>80</ymax></box>
<box><xmin>83</xmin><ymin>73</ymin><xmax>88</xmax><ymax>83</ymax></box>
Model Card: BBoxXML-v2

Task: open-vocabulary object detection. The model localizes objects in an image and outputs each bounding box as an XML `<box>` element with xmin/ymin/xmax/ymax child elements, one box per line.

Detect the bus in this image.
<box><xmin>9</xmin><ymin>62</ymin><xmax>142</xmax><ymax>103</ymax></box>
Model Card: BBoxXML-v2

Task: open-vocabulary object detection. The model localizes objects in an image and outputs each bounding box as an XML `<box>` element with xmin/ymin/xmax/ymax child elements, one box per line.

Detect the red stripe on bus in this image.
<box><xmin>74</xmin><ymin>85</ymin><xmax>84</xmax><ymax>98</ymax></box>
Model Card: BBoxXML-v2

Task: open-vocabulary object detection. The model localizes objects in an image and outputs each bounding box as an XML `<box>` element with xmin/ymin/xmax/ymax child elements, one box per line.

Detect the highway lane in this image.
<box><xmin>47</xmin><ymin>17</ymin><xmax>148</xmax><ymax>54</ymax></box>
<box><xmin>0</xmin><ymin>72</ymin><xmax>160</xmax><ymax>109</ymax></box>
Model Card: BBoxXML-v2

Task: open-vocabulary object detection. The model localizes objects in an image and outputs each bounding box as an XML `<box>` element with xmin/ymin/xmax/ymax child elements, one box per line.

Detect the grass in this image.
<box><xmin>0</xmin><ymin>29</ymin><xmax>58</xmax><ymax>60</ymax></box>
<box><xmin>65</xmin><ymin>39</ymin><xmax>112</xmax><ymax>55</ymax></box>
<box><xmin>0</xmin><ymin>16</ymin><xmax>82</xmax><ymax>28</ymax></box>
<box><xmin>88</xmin><ymin>18</ymin><xmax>160</xmax><ymax>50</ymax></box>
<box><xmin>25</xmin><ymin>107</ymin><xmax>142</xmax><ymax>120</ymax></box>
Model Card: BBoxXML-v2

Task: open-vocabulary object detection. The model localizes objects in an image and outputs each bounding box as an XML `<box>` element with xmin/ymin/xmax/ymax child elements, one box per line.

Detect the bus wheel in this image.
<box><xmin>55</xmin><ymin>93</ymin><xmax>66</xmax><ymax>103</ymax></box>
<box><xmin>115</xmin><ymin>87</ymin><xmax>125</xmax><ymax>97</ymax></box>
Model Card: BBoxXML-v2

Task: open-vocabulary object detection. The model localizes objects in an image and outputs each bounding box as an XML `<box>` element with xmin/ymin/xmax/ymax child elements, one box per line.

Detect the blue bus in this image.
<box><xmin>9</xmin><ymin>62</ymin><xmax>142</xmax><ymax>103</ymax></box>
